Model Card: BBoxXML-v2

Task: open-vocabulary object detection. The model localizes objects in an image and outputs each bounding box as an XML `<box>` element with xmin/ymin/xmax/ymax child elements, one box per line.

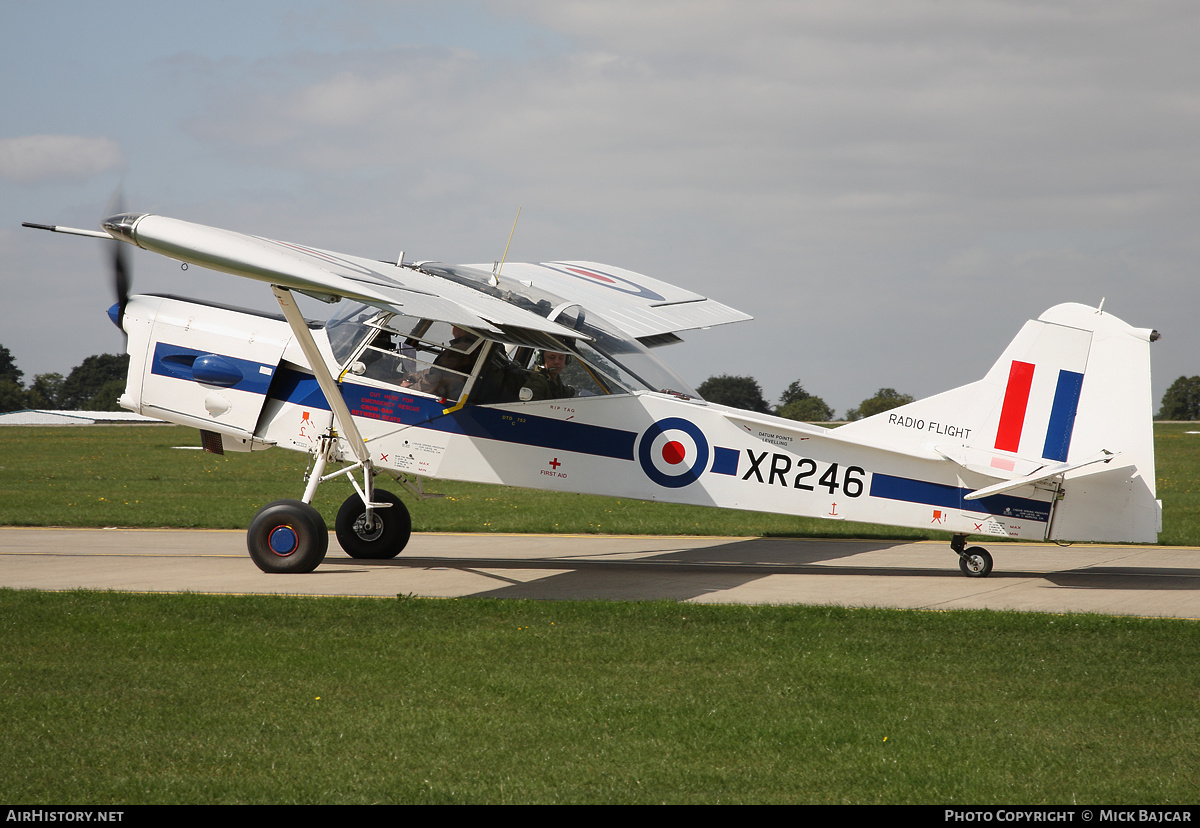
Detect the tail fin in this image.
<box><xmin>837</xmin><ymin>303</ymin><xmax>1159</xmax><ymax>542</ymax></box>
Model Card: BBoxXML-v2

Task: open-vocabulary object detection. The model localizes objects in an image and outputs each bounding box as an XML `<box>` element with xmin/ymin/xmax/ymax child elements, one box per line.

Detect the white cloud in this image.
<box><xmin>0</xmin><ymin>135</ymin><xmax>124</xmax><ymax>184</ymax></box>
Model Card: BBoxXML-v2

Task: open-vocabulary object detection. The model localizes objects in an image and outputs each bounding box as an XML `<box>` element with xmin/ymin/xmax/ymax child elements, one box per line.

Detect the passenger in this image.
<box><xmin>468</xmin><ymin>344</ymin><xmax>529</xmax><ymax>405</ymax></box>
<box><xmin>522</xmin><ymin>351</ymin><xmax>576</xmax><ymax>401</ymax></box>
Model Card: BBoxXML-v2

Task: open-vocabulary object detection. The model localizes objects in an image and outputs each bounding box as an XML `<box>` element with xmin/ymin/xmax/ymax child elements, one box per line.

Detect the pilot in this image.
<box><xmin>419</xmin><ymin>326</ymin><xmax>478</xmax><ymax>399</ymax></box>
<box><xmin>522</xmin><ymin>350</ymin><xmax>576</xmax><ymax>401</ymax></box>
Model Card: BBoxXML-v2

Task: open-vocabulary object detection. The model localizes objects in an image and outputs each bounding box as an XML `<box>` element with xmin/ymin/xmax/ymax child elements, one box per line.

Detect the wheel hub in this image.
<box><xmin>352</xmin><ymin>513</ymin><xmax>385</xmax><ymax>542</ymax></box>
<box><xmin>267</xmin><ymin>524</ymin><xmax>298</xmax><ymax>556</ymax></box>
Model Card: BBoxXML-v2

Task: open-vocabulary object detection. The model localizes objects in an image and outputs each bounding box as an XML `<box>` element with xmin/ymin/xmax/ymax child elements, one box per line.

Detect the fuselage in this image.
<box><xmin>116</xmin><ymin>293</ymin><xmax>1096</xmax><ymax>543</ymax></box>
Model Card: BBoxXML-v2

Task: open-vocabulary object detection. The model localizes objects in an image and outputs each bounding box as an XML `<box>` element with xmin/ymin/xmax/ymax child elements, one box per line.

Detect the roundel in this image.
<box><xmin>546</xmin><ymin>264</ymin><xmax>666</xmax><ymax>301</ymax></box>
<box><xmin>638</xmin><ymin>418</ymin><xmax>710</xmax><ymax>488</ymax></box>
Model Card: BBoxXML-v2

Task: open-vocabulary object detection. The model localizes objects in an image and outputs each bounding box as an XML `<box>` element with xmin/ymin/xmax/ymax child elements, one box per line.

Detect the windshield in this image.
<box><xmin>326</xmin><ymin>300</ymin><xmax>380</xmax><ymax>364</ymax></box>
<box><xmin>546</xmin><ymin>303</ymin><xmax>697</xmax><ymax>397</ymax></box>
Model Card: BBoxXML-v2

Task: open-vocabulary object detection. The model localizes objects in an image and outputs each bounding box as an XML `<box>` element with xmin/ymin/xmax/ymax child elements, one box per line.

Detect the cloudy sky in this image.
<box><xmin>2</xmin><ymin>0</ymin><xmax>1197</xmax><ymax>416</ymax></box>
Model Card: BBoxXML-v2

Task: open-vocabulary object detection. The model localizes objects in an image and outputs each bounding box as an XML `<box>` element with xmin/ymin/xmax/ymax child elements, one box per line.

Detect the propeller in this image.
<box><xmin>106</xmin><ymin>236</ymin><xmax>131</xmax><ymax>341</ymax></box>
<box><xmin>102</xmin><ymin>192</ymin><xmax>132</xmax><ymax>342</ymax></box>
<box><xmin>108</xmin><ymin>244</ymin><xmax>131</xmax><ymax>341</ymax></box>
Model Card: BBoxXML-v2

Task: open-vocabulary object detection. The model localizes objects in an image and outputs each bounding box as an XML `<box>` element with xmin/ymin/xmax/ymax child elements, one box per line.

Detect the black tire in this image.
<box><xmin>959</xmin><ymin>546</ymin><xmax>994</xmax><ymax>578</ymax></box>
<box><xmin>335</xmin><ymin>489</ymin><xmax>412</xmax><ymax>559</ymax></box>
<box><xmin>247</xmin><ymin>499</ymin><xmax>329</xmax><ymax>574</ymax></box>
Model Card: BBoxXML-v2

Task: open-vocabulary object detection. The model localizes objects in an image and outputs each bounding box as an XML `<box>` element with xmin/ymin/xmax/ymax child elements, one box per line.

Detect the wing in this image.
<box><xmin>102</xmin><ymin>213</ymin><xmax>589</xmax><ymax>343</ymax></box>
<box><xmin>103</xmin><ymin>214</ymin><xmax>751</xmax><ymax>347</ymax></box>
<box><xmin>481</xmin><ymin>261</ymin><xmax>753</xmax><ymax>342</ymax></box>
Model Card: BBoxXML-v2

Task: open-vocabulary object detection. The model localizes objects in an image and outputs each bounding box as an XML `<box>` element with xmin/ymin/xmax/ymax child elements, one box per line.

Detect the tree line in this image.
<box><xmin>695</xmin><ymin>374</ymin><xmax>914</xmax><ymax>422</ymax></box>
<box><xmin>1157</xmin><ymin>376</ymin><xmax>1200</xmax><ymax>420</ymax></box>
<box><xmin>0</xmin><ymin>345</ymin><xmax>129</xmax><ymax>414</ymax></box>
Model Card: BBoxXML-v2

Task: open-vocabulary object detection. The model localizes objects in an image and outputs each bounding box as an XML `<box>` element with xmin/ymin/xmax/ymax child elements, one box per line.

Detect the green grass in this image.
<box><xmin>4</xmin><ymin>423</ymin><xmax>1199</xmax><ymax>543</ymax></box>
<box><xmin>3</xmin><ymin>426</ymin><xmax>1199</xmax><ymax>804</ymax></box>
<box><xmin>1152</xmin><ymin>423</ymin><xmax>1200</xmax><ymax>545</ymax></box>
<box><xmin>1</xmin><ymin>590</ymin><xmax>1197</xmax><ymax>805</ymax></box>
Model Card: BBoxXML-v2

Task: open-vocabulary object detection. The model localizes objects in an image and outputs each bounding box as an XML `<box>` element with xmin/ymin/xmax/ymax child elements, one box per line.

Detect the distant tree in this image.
<box><xmin>845</xmin><ymin>387</ymin><xmax>915</xmax><ymax>422</ymax></box>
<box><xmin>0</xmin><ymin>379</ymin><xmax>24</xmax><ymax>413</ymax></box>
<box><xmin>775</xmin><ymin>379</ymin><xmax>834</xmax><ymax>421</ymax></box>
<box><xmin>25</xmin><ymin>373</ymin><xmax>65</xmax><ymax>410</ymax></box>
<box><xmin>696</xmin><ymin>374</ymin><xmax>772</xmax><ymax>414</ymax></box>
<box><xmin>777</xmin><ymin>380</ymin><xmax>812</xmax><ymax>409</ymax></box>
<box><xmin>59</xmin><ymin>354</ymin><xmax>129</xmax><ymax>410</ymax></box>
<box><xmin>0</xmin><ymin>344</ymin><xmax>22</xmax><ymax>387</ymax></box>
<box><xmin>85</xmin><ymin>379</ymin><xmax>126</xmax><ymax>412</ymax></box>
<box><xmin>778</xmin><ymin>396</ymin><xmax>835</xmax><ymax>422</ymax></box>
<box><xmin>1158</xmin><ymin>376</ymin><xmax>1200</xmax><ymax>421</ymax></box>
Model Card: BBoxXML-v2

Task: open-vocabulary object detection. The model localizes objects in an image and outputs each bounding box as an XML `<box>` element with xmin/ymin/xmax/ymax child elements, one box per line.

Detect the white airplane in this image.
<box><xmin>25</xmin><ymin>212</ymin><xmax>1161</xmax><ymax>577</ymax></box>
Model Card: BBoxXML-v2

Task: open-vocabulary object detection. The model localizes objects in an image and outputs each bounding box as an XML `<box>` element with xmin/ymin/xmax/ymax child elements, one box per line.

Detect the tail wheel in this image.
<box><xmin>959</xmin><ymin>546</ymin><xmax>994</xmax><ymax>578</ymax></box>
<box><xmin>247</xmin><ymin>500</ymin><xmax>329</xmax><ymax>574</ymax></box>
<box><xmin>335</xmin><ymin>489</ymin><xmax>412</xmax><ymax>559</ymax></box>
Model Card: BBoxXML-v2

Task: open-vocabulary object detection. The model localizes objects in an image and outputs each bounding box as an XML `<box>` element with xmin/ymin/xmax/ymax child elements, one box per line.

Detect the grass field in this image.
<box><xmin>1</xmin><ymin>424</ymin><xmax>1198</xmax><ymax>804</ymax></box>
<box><xmin>2</xmin><ymin>422</ymin><xmax>1199</xmax><ymax>543</ymax></box>
<box><xmin>1</xmin><ymin>590</ymin><xmax>1197</xmax><ymax>805</ymax></box>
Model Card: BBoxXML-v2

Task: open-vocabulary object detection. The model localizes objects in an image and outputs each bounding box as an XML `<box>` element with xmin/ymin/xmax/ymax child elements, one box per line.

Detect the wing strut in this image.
<box><xmin>272</xmin><ymin>286</ymin><xmax>368</xmax><ymax>462</ymax></box>
<box><xmin>273</xmin><ymin>286</ymin><xmax>393</xmax><ymax>529</ymax></box>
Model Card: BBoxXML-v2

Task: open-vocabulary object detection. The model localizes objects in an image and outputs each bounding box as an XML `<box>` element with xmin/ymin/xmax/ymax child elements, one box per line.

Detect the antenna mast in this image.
<box><xmin>491</xmin><ymin>206</ymin><xmax>522</xmax><ymax>286</ymax></box>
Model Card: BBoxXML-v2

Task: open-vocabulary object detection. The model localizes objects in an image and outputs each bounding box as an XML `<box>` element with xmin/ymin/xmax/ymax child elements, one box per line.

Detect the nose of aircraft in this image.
<box><xmin>101</xmin><ymin>212</ymin><xmax>146</xmax><ymax>245</ymax></box>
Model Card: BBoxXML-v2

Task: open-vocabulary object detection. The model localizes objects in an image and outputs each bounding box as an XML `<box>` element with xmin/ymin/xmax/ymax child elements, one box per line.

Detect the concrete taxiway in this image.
<box><xmin>1</xmin><ymin>527</ymin><xmax>1198</xmax><ymax>618</ymax></box>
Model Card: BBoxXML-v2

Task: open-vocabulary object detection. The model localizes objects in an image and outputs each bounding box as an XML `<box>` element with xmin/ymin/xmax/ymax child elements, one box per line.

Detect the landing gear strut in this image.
<box><xmin>951</xmin><ymin>533</ymin><xmax>993</xmax><ymax>578</ymax></box>
<box><xmin>247</xmin><ymin>286</ymin><xmax>415</xmax><ymax>575</ymax></box>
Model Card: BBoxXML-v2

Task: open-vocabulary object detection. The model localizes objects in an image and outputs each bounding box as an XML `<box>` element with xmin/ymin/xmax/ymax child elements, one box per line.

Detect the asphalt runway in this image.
<box><xmin>2</xmin><ymin>527</ymin><xmax>1199</xmax><ymax>618</ymax></box>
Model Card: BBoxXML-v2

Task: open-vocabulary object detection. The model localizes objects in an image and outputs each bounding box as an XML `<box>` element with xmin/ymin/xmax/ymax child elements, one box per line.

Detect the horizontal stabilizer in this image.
<box><xmin>933</xmin><ymin>444</ymin><xmax>1052</xmax><ymax>481</ymax></box>
<box><xmin>963</xmin><ymin>450</ymin><xmax>1119</xmax><ymax>500</ymax></box>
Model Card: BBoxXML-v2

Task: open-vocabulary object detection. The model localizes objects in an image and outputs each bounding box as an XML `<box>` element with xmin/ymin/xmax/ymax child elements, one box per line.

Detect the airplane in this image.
<box><xmin>23</xmin><ymin>212</ymin><xmax>1161</xmax><ymax>577</ymax></box>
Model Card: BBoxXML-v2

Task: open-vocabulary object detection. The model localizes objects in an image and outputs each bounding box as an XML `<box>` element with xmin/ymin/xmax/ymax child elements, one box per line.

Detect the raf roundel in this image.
<box><xmin>541</xmin><ymin>263</ymin><xmax>666</xmax><ymax>302</ymax></box>
<box><xmin>638</xmin><ymin>418</ymin><xmax>710</xmax><ymax>488</ymax></box>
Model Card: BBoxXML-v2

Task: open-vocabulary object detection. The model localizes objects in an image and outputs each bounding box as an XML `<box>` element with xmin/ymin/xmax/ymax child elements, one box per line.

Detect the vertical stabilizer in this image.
<box><xmin>836</xmin><ymin>303</ymin><xmax>1158</xmax><ymax>542</ymax></box>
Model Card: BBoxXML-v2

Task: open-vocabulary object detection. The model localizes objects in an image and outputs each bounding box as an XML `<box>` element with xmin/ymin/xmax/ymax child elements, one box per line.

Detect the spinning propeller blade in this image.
<box><xmin>103</xmin><ymin>192</ymin><xmax>131</xmax><ymax>340</ymax></box>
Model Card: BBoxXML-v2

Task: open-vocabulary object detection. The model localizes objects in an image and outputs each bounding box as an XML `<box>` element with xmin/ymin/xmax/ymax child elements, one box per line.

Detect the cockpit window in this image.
<box><xmin>323</xmin><ymin>281</ymin><xmax>698</xmax><ymax>404</ymax></box>
<box><xmin>552</xmin><ymin>306</ymin><xmax>698</xmax><ymax>398</ymax></box>
<box><xmin>326</xmin><ymin>301</ymin><xmax>378</xmax><ymax>364</ymax></box>
<box><xmin>347</xmin><ymin>317</ymin><xmax>483</xmax><ymax>401</ymax></box>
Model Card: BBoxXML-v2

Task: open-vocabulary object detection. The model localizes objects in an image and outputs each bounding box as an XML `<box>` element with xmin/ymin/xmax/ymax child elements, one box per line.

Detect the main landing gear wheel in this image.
<box><xmin>247</xmin><ymin>499</ymin><xmax>329</xmax><ymax>574</ymax></box>
<box><xmin>958</xmin><ymin>546</ymin><xmax>994</xmax><ymax>578</ymax></box>
<box><xmin>335</xmin><ymin>489</ymin><xmax>412</xmax><ymax>559</ymax></box>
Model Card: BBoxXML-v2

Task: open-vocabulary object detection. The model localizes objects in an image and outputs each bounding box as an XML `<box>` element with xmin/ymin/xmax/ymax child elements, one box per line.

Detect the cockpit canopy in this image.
<box><xmin>324</xmin><ymin>264</ymin><xmax>699</xmax><ymax>404</ymax></box>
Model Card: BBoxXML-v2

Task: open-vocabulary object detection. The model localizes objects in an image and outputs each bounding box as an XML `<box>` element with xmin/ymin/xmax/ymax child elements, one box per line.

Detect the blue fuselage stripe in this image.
<box><xmin>150</xmin><ymin>343</ymin><xmax>275</xmax><ymax>394</ymax></box>
<box><xmin>869</xmin><ymin>473</ymin><xmax>1051</xmax><ymax>523</ymax></box>
<box><xmin>280</xmin><ymin>368</ymin><xmax>637</xmax><ymax>461</ymax></box>
<box><xmin>710</xmin><ymin>445</ymin><xmax>740</xmax><ymax>476</ymax></box>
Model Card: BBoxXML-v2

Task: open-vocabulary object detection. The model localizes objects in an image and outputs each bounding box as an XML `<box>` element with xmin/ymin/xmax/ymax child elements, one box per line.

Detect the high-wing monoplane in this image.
<box><xmin>25</xmin><ymin>212</ymin><xmax>1161</xmax><ymax>577</ymax></box>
